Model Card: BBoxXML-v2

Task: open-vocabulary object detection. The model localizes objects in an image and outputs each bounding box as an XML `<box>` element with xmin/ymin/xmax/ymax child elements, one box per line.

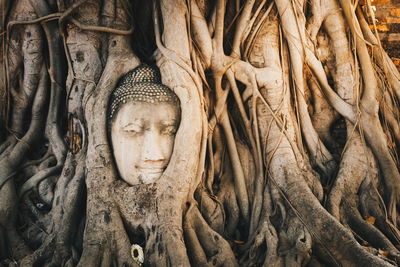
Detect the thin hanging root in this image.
<box><xmin>304</xmin><ymin>49</ymin><xmax>355</xmax><ymax>121</ymax></box>
<box><xmin>337</xmin><ymin>1</ymin><xmax>379</xmax><ymax>107</ymax></box>
<box><xmin>381</xmin><ymin>93</ymin><xmax>400</xmax><ymax>146</ymax></box>
<box><xmin>222</xmin><ymin>182</ymin><xmax>240</xmax><ymax>237</ymax></box>
<box><xmin>207</xmin><ymin>125</ymin><xmax>226</xmax><ymax>193</ymax></box>
<box><xmin>189</xmin><ymin>59</ymin><xmax>208</xmax><ymax>200</ymax></box>
<box><xmin>241</xmin><ymin>0</ymin><xmax>268</xmax><ymax>47</ymax></box>
<box><xmin>213</xmin><ymin>0</ymin><xmax>226</xmax><ymax>56</ymax></box>
<box><xmin>220</xmin><ymin>109</ymin><xmax>250</xmax><ymax>221</ymax></box>
<box><xmin>6</xmin><ymin>13</ymin><xmax>62</xmax><ymax>34</ymax></box>
<box><xmin>243</xmin><ymin>2</ymin><xmax>273</xmax><ymax>61</ymax></box>
<box><xmin>306</xmin><ymin>0</ymin><xmax>325</xmax><ymax>43</ymax></box>
<box><xmin>226</xmin><ymin>69</ymin><xmax>264</xmax><ymax>233</ymax></box>
<box><xmin>205</xmin><ymin>136</ymin><xmax>215</xmax><ymax>192</ymax></box>
<box><xmin>189</xmin><ymin>0</ymin><xmax>212</xmax><ymax>68</ymax></box>
<box><xmin>68</xmin><ymin>18</ymin><xmax>134</xmax><ymax>35</ymax></box>
<box><xmin>230</xmin><ymin>0</ymin><xmax>255</xmax><ymax>58</ymax></box>
<box><xmin>29</xmin><ymin>0</ymin><xmax>67</xmax><ymax>165</ymax></box>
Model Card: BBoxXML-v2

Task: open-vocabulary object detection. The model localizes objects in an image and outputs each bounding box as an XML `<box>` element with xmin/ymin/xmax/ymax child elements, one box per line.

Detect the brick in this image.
<box><xmin>381</xmin><ymin>40</ymin><xmax>400</xmax><ymax>57</ymax></box>
<box><xmin>379</xmin><ymin>32</ymin><xmax>400</xmax><ymax>41</ymax></box>
<box><xmin>385</xmin><ymin>17</ymin><xmax>400</xmax><ymax>23</ymax></box>
<box><xmin>371</xmin><ymin>0</ymin><xmax>392</xmax><ymax>5</ymax></box>
<box><xmin>374</xmin><ymin>24</ymin><xmax>390</xmax><ymax>31</ymax></box>
<box><xmin>389</xmin><ymin>23</ymin><xmax>400</xmax><ymax>32</ymax></box>
<box><xmin>386</xmin><ymin>17</ymin><xmax>400</xmax><ymax>24</ymax></box>
<box><xmin>390</xmin><ymin>8</ymin><xmax>400</xmax><ymax>17</ymax></box>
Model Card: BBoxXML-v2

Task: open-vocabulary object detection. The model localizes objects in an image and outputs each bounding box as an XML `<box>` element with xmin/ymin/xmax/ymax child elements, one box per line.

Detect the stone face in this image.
<box><xmin>108</xmin><ymin>64</ymin><xmax>181</xmax><ymax>185</ymax></box>
<box><xmin>111</xmin><ymin>101</ymin><xmax>180</xmax><ymax>185</ymax></box>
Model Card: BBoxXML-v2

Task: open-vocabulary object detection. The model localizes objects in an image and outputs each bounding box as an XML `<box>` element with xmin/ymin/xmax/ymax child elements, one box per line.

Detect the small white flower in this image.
<box><xmin>131</xmin><ymin>244</ymin><xmax>144</xmax><ymax>266</ymax></box>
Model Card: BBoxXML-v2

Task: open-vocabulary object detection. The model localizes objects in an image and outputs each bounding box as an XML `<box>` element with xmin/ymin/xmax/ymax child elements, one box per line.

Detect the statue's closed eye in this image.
<box><xmin>123</xmin><ymin>123</ymin><xmax>143</xmax><ymax>134</ymax></box>
<box><xmin>161</xmin><ymin>125</ymin><xmax>177</xmax><ymax>136</ymax></box>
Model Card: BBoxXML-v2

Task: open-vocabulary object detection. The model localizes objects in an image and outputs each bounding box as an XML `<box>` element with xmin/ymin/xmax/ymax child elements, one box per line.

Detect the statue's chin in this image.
<box><xmin>123</xmin><ymin>170</ymin><xmax>164</xmax><ymax>185</ymax></box>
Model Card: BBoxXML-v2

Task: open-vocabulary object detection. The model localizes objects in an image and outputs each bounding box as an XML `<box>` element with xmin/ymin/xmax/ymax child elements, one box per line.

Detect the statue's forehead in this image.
<box><xmin>114</xmin><ymin>102</ymin><xmax>180</xmax><ymax>126</ymax></box>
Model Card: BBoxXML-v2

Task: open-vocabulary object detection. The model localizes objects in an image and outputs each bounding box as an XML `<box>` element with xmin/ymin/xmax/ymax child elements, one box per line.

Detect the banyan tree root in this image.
<box><xmin>1</xmin><ymin>0</ymin><xmax>400</xmax><ymax>266</ymax></box>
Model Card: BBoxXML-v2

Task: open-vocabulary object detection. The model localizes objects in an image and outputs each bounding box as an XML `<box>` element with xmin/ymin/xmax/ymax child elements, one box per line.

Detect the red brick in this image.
<box><xmin>371</xmin><ymin>0</ymin><xmax>392</xmax><ymax>5</ymax></box>
<box><xmin>373</xmin><ymin>24</ymin><xmax>390</xmax><ymax>31</ymax></box>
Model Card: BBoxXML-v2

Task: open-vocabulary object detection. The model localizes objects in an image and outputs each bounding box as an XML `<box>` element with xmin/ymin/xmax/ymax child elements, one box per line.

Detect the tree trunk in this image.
<box><xmin>1</xmin><ymin>0</ymin><xmax>400</xmax><ymax>266</ymax></box>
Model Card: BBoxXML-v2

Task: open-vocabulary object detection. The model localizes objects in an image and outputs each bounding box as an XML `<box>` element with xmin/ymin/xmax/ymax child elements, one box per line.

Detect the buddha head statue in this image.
<box><xmin>108</xmin><ymin>64</ymin><xmax>180</xmax><ymax>185</ymax></box>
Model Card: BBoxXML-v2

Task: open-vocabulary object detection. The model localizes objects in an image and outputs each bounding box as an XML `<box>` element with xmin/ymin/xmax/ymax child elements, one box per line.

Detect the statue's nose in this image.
<box><xmin>142</xmin><ymin>130</ymin><xmax>165</xmax><ymax>162</ymax></box>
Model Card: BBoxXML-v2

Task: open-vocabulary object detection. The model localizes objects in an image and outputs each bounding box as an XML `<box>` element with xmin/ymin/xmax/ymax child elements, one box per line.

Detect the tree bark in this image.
<box><xmin>1</xmin><ymin>0</ymin><xmax>400</xmax><ymax>266</ymax></box>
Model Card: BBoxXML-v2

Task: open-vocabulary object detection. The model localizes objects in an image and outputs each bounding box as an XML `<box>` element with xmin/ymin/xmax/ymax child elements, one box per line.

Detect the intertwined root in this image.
<box><xmin>1</xmin><ymin>0</ymin><xmax>400</xmax><ymax>266</ymax></box>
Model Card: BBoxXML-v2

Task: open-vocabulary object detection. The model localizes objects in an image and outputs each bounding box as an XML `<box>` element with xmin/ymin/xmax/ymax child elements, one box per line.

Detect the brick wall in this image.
<box><xmin>372</xmin><ymin>0</ymin><xmax>400</xmax><ymax>68</ymax></box>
